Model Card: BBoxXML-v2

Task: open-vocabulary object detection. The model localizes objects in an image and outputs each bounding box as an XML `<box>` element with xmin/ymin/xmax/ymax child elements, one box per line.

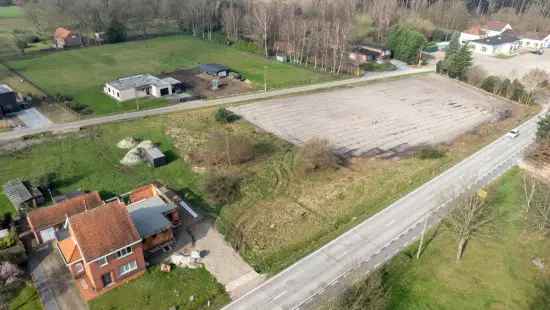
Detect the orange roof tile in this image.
<box><xmin>69</xmin><ymin>200</ymin><xmax>141</xmax><ymax>262</ymax></box>
<box><xmin>58</xmin><ymin>238</ymin><xmax>82</xmax><ymax>264</ymax></box>
<box><xmin>27</xmin><ymin>192</ymin><xmax>103</xmax><ymax>230</ymax></box>
<box><xmin>129</xmin><ymin>184</ymin><xmax>157</xmax><ymax>203</ymax></box>
<box><xmin>54</xmin><ymin>27</ymin><xmax>73</xmax><ymax>40</ymax></box>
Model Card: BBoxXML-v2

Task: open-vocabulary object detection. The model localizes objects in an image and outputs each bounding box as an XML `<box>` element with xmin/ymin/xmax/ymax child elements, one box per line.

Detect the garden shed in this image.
<box><xmin>200</xmin><ymin>64</ymin><xmax>230</xmax><ymax>78</ymax></box>
<box><xmin>142</xmin><ymin>146</ymin><xmax>167</xmax><ymax>168</ymax></box>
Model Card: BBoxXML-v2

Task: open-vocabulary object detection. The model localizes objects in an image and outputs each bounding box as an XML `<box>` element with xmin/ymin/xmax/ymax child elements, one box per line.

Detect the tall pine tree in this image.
<box><xmin>445</xmin><ymin>31</ymin><xmax>461</xmax><ymax>60</ymax></box>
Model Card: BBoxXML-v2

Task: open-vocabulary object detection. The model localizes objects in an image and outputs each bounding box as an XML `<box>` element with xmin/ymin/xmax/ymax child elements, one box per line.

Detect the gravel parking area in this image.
<box><xmin>230</xmin><ymin>74</ymin><xmax>509</xmax><ymax>156</ymax></box>
<box><xmin>473</xmin><ymin>51</ymin><xmax>550</xmax><ymax>79</ymax></box>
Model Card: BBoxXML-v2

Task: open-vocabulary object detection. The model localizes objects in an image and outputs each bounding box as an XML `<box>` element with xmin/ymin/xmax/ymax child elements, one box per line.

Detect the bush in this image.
<box><xmin>202</xmin><ymin>170</ymin><xmax>243</xmax><ymax>205</ymax></box>
<box><xmin>0</xmin><ymin>229</ymin><xmax>16</xmax><ymax>250</ymax></box>
<box><xmin>295</xmin><ymin>138</ymin><xmax>342</xmax><ymax>175</ymax></box>
<box><xmin>480</xmin><ymin>76</ymin><xmax>502</xmax><ymax>93</ymax></box>
<box><xmin>215</xmin><ymin>108</ymin><xmax>240</xmax><ymax>123</ymax></box>
<box><xmin>106</xmin><ymin>18</ymin><xmax>128</xmax><ymax>43</ymax></box>
<box><xmin>416</xmin><ymin>146</ymin><xmax>445</xmax><ymax>159</ymax></box>
<box><xmin>537</xmin><ymin>114</ymin><xmax>550</xmax><ymax>142</ymax></box>
<box><xmin>360</xmin><ymin>62</ymin><xmax>397</xmax><ymax>72</ymax></box>
<box><xmin>388</xmin><ymin>25</ymin><xmax>427</xmax><ymax>65</ymax></box>
<box><xmin>193</xmin><ymin>131</ymin><xmax>255</xmax><ymax>166</ymax></box>
<box><xmin>465</xmin><ymin>66</ymin><xmax>488</xmax><ymax>87</ymax></box>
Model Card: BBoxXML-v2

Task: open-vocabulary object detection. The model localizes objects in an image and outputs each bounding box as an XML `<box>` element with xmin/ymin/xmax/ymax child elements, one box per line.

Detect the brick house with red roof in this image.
<box><xmin>58</xmin><ymin>200</ymin><xmax>146</xmax><ymax>300</ymax></box>
<box><xmin>27</xmin><ymin>192</ymin><xmax>103</xmax><ymax>244</ymax></box>
<box><xmin>54</xmin><ymin>27</ymin><xmax>83</xmax><ymax>49</ymax></box>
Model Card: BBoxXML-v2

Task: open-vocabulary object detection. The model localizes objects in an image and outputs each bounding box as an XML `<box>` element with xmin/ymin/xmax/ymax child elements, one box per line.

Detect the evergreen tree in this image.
<box><xmin>445</xmin><ymin>31</ymin><xmax>461</xmax><ymax>60</ymax></box>
<box><xmin>106</xmin><ymin>18</ymin><xmax>128</xmax><ymax>44</ymax></box>
<box><xmin>447</xmin><ymin>43</ymin><xmax>472</xmax><ymax>80</ymax></box>
<box><xmin>388</xmin><ymin>25</ymin><xmax>427</xmax><ymax>65</ymax></box>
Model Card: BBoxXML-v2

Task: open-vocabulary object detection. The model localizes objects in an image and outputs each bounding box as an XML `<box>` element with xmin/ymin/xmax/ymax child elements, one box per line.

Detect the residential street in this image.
<box><xmin>0</xmin><ymin>68</ymin><xmax>433</xmax><ymax>143</ymax></box>
<box><xmin>222</xmin><ymin>109</ymin><xmax>544</xmax><ymax>309</ymax></box>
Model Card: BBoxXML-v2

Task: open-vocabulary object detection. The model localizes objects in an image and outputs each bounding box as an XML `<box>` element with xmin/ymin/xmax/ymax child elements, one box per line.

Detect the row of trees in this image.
<box><xmin>20</xmin><ymin>1</ymin><xmax>550</xmax><ymax>66</ymax></box>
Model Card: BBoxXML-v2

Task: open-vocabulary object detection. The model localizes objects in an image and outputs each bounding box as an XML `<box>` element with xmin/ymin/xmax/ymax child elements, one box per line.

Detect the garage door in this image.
<box><xmin>39</xmin><ymin>227</ymin><xmax>56</xmax><ymax>243</ymax></box>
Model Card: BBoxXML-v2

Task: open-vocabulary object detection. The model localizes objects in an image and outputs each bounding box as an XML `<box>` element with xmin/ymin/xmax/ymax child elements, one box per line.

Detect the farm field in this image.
<box><xmin>7</xmin><ymin>35</ymin><xmax>335</xmax><ymax>115</ymax></box>
<box><xmin>384</xmin><ymin>168</ymin><xmax>550</xmax><ymax>309</ymax></box>
<box><xmin>0</xmin><ymin>79</ymin><xmax>539</xmax><ymax>276</ymax></box>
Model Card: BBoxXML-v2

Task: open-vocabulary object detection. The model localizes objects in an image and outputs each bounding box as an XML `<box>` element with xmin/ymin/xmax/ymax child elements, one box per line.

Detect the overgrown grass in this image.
<box><xmin>89</xmin><ymin>266</ymin><xmax>229</xmax><ymax>310</ymax></box>
<box><xmin>7</xmin><ymin>35</ymin><xmax>335</xmax><ymax>115</ymax></box>
<box><xmin>8</xmin><ymin>281</ymin><xmax>43</xmax><ymax>310</ymax></box>
<box><xmin>384</xmin><ymin>168</ymin><xmax>550</xmax><ymax>309</ymax></box>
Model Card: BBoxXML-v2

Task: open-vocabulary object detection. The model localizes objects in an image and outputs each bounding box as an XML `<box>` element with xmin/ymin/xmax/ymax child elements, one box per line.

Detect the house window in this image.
<box><xmin>117</xmin><ymin>92</ymin><xmax>120</xmax><ymax>98</ymax></box>
<box><xmin>118</xmin><ymin>260</ymin><xmax>138</xmax><ymax>276</ymax></box>
<box><xmin>98</xmin><ymin>257</ymin><xmax>108</xmax><ymax>267</ymax></box>
<box><xmin>481</xmin><ymin>46</ymin><xmax>487</xmax><ymax>52</ymax></box>
<box><xmin>116</xmin><ymin>246</ymin><xmax>133</xmax><ymax>259</ymax></box>
<box><xmin>74</xmin><ymin>262</ymin><xmax>84</xmax><ymax>274</ymax></box>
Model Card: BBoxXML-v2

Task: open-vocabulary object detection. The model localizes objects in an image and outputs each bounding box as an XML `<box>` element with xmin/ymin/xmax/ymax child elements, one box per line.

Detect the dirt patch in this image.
<box><xmin>159</xmin><ymin>68</ymin><xmax>253</xmax><ymax>99</ymax></box>
<box><xmin>36</xmin><ymin>102</ymin><xmax>79</xmax><ymax>123</ymax></box>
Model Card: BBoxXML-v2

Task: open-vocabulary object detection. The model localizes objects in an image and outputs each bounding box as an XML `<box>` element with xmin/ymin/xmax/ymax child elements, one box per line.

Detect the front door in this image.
<box><xmin>102</xmin><ymin>272</ymin><xmax>113</xmax><ymax>287</ymax></box>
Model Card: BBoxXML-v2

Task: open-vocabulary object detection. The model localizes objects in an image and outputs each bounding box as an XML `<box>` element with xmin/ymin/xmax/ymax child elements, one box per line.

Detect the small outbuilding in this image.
<box><xmin>141</xmin><ymin>146</ymin><xmax>167</xmax><ymax>168</ymax></box>
<box><xmin>200</xmin><ymin>64</ymin><xmax>230</xmax><ymax>78</ymax></box>
<box><xmin>54</xmin><ymin>27</ymin><xmax>83</xmax><ymax>49</ymax></box>
<box><xmin>0</xmin><ymin>84</ymin><xmax>19</xmax><ymax>117</ymax></box>
<box><xmin>3</xmin><ymin>180</ymin><xmax>44</xmax><ymax>213</ymax></box>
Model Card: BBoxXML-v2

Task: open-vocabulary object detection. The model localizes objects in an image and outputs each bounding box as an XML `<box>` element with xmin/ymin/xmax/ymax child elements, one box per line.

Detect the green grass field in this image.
<box><xmin>8</xmin><ymin>281</ymin><xmax>43</xmax><ymax>310</ymax></box>
<box><xmin>384</xmin><ymin>168</ymin><xmax>550</xmax><ymax>309</ymax></box>
<box><xmin>89</xmin><ymin>267</ymin><xmax>229</xmax><ymax>310</ymax></box>
<box><xmin>7</xmin><ymin>35</ymin><xmax>335</xmax><ymax>115</ymax></box>
<box><xmin>0</xmin><ymin>6</ymin><xmax>24</xmax><ymax>18</ymax></box>
<box><xmin>0</xmin><ymin>116</ymin><xmax>201</xmax><ymax>217</ymax></box>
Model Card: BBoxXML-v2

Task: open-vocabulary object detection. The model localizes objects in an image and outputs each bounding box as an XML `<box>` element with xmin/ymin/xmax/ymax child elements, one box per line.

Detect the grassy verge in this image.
<box><xmin>0</xmin><ymin>6</ymin><xmax>24</xmax><ymax>18</ymax></box>
<box><xmin>384</xmin><ymin>167</ymin><xmax>550</xmax><ymax>309</ymax></box>
<box><xmin>360</xmin><ymin>62</ymin><xmax>397</xmax><ymax>72</ymax></box>
<box><xmin>7</xmin><ymin>35</ymin><xmax>335</xmax><ymax>115</ymax></box>
<box><xmin>89</xmin><ymin>266</ymin><xmax>229</xmax><ymax>310</ymax></box>
<box><xmin>8</xmin><ymin>281</ymin><xmax>43</xmax><ymax>310</ymax></box>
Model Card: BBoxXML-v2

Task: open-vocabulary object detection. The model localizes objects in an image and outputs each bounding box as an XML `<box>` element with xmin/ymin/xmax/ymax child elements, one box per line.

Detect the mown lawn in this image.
<box><xmin>8</xmin><ymin>281</ymin><xmax>43</xmax><ymax>310</ymax></box>
<box><xmin>7</xmin><ymin>35</ymin><xmax>335</xmax><ymax>115</ymax></box>
<box><xmin>384</xmin><ymin>168</ymin><xmax>550</xmax><ymax>309</ymax></box>
<box><xmin>0</xmin><ymin>116</ymin><xmax>201</xmax><ymax>216</ymax></box>
<box><xmin>89</xmin><ymin>266</ymin><xmax>229</xmax><ymax>310</ymax></box>
<box><xmin>0</xmin><ymin>6</ymin><xmax>24</xmax><ymax>18</ymax></box>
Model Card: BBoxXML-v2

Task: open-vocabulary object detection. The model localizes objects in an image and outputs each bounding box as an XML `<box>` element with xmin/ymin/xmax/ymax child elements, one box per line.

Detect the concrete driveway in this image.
<box><xmin>16</xmin><ymin>108</ymin><xmax>52</xmax><ymax>129</ymax></box>
<box><xmin>28</xmin><ymin>244</ymin><xmax>87</xmax><ymax>310</ymax></box>
<box><xmin>154</xmin><ymin>218</ymin><xmax>265</xmax><ymax>300</ymax></box>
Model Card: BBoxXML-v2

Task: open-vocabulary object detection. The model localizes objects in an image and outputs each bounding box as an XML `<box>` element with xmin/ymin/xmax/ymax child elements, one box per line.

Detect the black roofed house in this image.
<box><xmin>0</xmin><ymin>84</ymin><xmax>19</xmax><ymax>117</ymax></box>
<box><xmin>200</xmin><ymin>64</ymin><xmax>230</xmax><ymax>78</ymax></box>
<box><xmin>3</xmin><ymin>180</ymin><xmax>45</xmax><ymax>213</ymax></box>
<box><xmin>468</xmin><ymin>30</ymin><xmax>520</xmax><ymax>57</ymax></box>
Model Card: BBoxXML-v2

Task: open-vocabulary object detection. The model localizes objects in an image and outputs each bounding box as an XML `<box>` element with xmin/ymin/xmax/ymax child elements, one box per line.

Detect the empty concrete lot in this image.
<box><xmin>473</xmin><ymin>52</ymin><xmax>550</xmax><ymax>79</ymax></box>
<box><xmin>230</xmin><ymin>74</ymin><xmax>509</xmax><ymax>156</ymax></box>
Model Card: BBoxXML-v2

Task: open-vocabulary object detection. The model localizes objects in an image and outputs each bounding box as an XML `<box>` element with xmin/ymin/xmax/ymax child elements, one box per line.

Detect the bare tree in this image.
<box><xmin>445</xmin><ymin>191</ymin><xmax>494</xmax><ymax>262</ymax></box>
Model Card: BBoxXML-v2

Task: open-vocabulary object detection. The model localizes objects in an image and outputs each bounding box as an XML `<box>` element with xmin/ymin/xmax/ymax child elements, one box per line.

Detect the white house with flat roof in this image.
<box><xmin>104</xmin><ymin>74</ymin><xmax>183</xmax><ymax>102</ymax></box>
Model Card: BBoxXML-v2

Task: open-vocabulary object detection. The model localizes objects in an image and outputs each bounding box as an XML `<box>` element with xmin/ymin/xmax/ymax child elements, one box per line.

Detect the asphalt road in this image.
<box><xmin>0</xmin><ymin>68</ymin><xmax>433</xmax><ymax>143</ymax></box>
<box><xmin>223</xmin><ymin>109</ymin><xmax>545</xmax><ymax>310</ymax></box>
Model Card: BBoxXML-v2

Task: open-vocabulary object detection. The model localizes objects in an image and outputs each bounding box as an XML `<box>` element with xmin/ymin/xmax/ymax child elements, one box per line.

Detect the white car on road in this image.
<box><xmin>507</xmin><ymin>129</ymin><xmax>520</xmax><ymax>138</ymax></box>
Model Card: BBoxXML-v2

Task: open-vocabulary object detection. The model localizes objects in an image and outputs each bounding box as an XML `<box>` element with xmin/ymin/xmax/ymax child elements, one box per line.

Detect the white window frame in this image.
<box><xmin>98</xmin><ymin>257</ymin><xmax>108</xmax><ymax>267</ymax></box>
<box><xmin>116</xmin><ymin>246</ymin><xmax>133</xmax><ymax>259</ymax></box>
<box><xmin>118</xmin><ymin>260</ymin><xmax>137</xmax><ymax>276</ymax></box>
